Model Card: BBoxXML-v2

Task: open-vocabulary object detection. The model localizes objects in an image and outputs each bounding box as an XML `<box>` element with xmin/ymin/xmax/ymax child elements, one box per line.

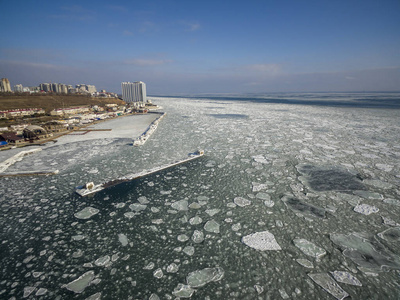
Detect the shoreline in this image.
<box><xmin>0</xmin><ymin>112</ymin><xmax>165</xmax><ymax>176</ymax></box>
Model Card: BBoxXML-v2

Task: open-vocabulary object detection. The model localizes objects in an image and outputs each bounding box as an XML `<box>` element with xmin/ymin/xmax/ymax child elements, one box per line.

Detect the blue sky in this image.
<box><xmin>1</xmin><ymin>0</ymin><xmax>399</xmax><ymax>94</ymax></box>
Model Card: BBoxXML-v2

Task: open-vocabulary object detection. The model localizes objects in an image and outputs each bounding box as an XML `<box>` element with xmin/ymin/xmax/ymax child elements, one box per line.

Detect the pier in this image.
<box><xmin>76</xmin><ymin>150</ymin><xmax>204</xmax><ymax>197</ymax></box>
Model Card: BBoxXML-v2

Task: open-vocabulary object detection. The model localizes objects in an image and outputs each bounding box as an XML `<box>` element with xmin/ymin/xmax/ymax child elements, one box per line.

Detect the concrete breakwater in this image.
<box><xmin>0</xmin><ymin>148</ymin><xmax>42</xmax><ymax>173</ymax></box>
<box><xmin>133</xmin><ymin>112</ymin><xmax>166</xmax><ymax>146</ymax></box>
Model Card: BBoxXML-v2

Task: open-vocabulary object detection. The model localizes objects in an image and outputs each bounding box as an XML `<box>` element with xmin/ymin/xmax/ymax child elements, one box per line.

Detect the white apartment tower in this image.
<box><xmin>121</xmin><ymin>81</ymin><xmax>147</xmax><ymax>107</ymax></box>
<box><xmin>1</xmin><ymin>78</ymin><xmax>12</xmax><ymax>92</ymax></box>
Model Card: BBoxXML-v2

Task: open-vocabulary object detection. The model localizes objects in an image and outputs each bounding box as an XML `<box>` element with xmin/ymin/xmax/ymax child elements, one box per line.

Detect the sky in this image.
<box><xmin>1</xmin><ymin>0</ymin><xmax>399</xmax><ymax>94</ymax></box>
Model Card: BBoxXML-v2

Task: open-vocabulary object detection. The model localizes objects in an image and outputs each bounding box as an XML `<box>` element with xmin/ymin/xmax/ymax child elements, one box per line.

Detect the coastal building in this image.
<box><xmin>14</xmin><ymin>84</ymin><xmax>23</xmax><ymax>92</ymax></box>
<box><xmin>121</xmin><ymin>81</ymin><xmax>147</xmax><ymax>107</ymax></box>
<box><xmin>1</xmin><ymin>78</ymin><xmax>12</xmax><ymax>92</ymax></box>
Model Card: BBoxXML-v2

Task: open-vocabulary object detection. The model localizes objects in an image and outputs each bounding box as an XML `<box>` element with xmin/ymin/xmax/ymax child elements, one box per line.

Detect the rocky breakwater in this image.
<box><xmin>133</xmin><ymin>112</ymin><xmax>166</xmax><ymax>146</ymax></box>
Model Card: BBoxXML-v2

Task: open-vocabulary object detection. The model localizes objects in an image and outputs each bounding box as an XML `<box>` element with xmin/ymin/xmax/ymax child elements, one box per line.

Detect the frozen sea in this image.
<box><xmin>1</xmin><ymin>92</ymin><xmax>400</xmax><ymax>299</ymax></box>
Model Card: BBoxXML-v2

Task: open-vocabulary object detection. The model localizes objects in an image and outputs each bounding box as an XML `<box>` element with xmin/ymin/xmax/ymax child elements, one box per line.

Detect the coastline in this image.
<box><xmin>0</xmin><ymin>112</ymin><xmax>164</xmax><ymax>176</ymax></box>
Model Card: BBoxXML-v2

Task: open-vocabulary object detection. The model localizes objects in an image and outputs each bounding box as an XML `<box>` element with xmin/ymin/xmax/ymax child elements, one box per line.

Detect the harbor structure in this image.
<box><xmin>121</xmin><ymin>81</ymin><xmax>147</xmax><ymax>107</ymax></box>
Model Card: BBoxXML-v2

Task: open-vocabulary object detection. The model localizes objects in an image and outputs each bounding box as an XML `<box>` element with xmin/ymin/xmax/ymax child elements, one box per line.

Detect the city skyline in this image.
<box><xmin>1</xmin><ymin>0</ymin><xmax>399</xmax><ymax>94</ymax></box>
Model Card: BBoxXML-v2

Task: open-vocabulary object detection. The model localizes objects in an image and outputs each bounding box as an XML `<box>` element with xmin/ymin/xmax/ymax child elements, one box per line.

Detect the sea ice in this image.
<box><xmin>153</xmin><ymin>268</ymin><xmax>163</xmax><ymax>278</ymax></box>
<box><xmin>353</xmin><ymin>204</ymin><xmax>379</xmax><ymax>215</ymax></box>
<box><xmin>330</xmin><ymin>232</ymin><xmax>400</xmax><ymax>270</ymax></box>
<box><xmin>293</xmin><ymin>238</ymin><xmax>326</xmax><ymax>259</ymax></box>
<box><xmin>35</xmin><ymin>288</ymin><xmax>48</xmax><ymax>296</ymax></box>
<box><xmin>167</xmin><ymin>263</ymin><xmax>179</xmax><ymax>273</ymax></box>
<box><xmin>186</xmin><ymin>267</ymin><xmax>224</xmax><ymax>288</ymax></box>
<box><xmin>296</xmin><ymin>258</ymin><xmax>314</xmax><ymax>268</ymax></box>
<box><xmin>282</xmin><ymin>196</ymin><xmax>326</xmax><ymax>219</ymax></box>
<box><xmin>242</xmin><ymin>231</ymin><xmax>282</xmax><ymax>251</ymax></box>
<box><xmin>308</xmin><ymin>273</ymin><xmax>349</xmax><ymax>300</ymax></box>
<box><xmin>129</xmin><ymin>203</ymin><xmax>147</xmax><ymax>212</ymax></box>
<box><xmin>171</xmin><ymin>200</ymin><xmax>189</xmax><ymax>211</ymax></box>
<box><xmin>23</xmin><ymin>286</ymin><xmax>35</xmax><ymax>298</ymax></box>
<box><xmin>85</xmin><ymin>292</ymin><xmax>102</xmax><ymax>300</ymax></box>
<box><xmin>192</xmin><ymin>230</ymin><xmax>205</xmax><ymax>243</ymax></box>
<box><xmin>74</xmin><ymin>207</ymin><xmax>99</xmax><ymax>220</ymax></box>
<box><xmin>118</xmin><ymin>233</ymin><xmax>129</xmax><ymax>246</ymax></box>
<box><xmin>233</xmin><ymin>197</ymin><xmax>251</xmax><ymax>207</ymax></box>
<box><xmin>330</xmin><ymin>271</ymin><xmax>362</xmax><ymax>286</ymax></box>
<box><xmin>95</xmin><ymin>255</ymin><xmax>110</xmax><ymax>266</ymax></box>
<box><xmin>178</xmin><ymin>234</ymin><xmax>190</xmax><ymax>242</ymax></box>
<box><xmin>172</xmin><ymin>283</ymin><xmax>195</xmax><ymax>298</ymax></box>
<box><xmin>205</xmin><ymin>208</ymin><xmax>220</xmax><ymax>216</ymax></box>
<box><xmin>204</xmin><ymin>220</ymin><xmax>220</xmax><ymax>233</ymax></box>
<box><xmin>65</xmin><ymin>271</ymin><xmax>95</xmax><ymax>293</ymax></box>
<box><xmin>189</xmin><ymin>216</ymin><xmax>203</xmax><ymax>225</ymax></box>
<box><xmin>183</xmin><ymin>246</ymin><xmax>195</xmax><ymax>256</ymax></box>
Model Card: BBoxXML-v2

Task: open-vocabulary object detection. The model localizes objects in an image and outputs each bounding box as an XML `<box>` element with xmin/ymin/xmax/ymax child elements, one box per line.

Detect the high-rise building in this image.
<box><xmin>1</xmin><ymin>78</ymin><xmax>12</xmax><ymax>92</ymax></box>
<box><xmin>121</xmin><ymin>81</ymin><xmax>147</xmax><ymax>106</ymax></box>
<box><xmin>14</xmin><ymin>84</ymin><xmax>23</xmax><ymax>92</ymax></box>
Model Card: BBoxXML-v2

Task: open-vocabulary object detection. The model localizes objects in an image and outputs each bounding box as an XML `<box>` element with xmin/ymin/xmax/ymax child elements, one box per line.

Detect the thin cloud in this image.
<box><xmin>50</xmin><ymin>5</ymin><xmax>96</xmax><ymax>22</ymax></box>
<box><xmin>123</xmin><ymin>59</ymin><xmax>173</xmax><ymax>66</ymax></box>
<box><xmin>245</xmin><ymin>64</ymin><xmax>282</xmax><ymax>75</ymax></box>
<box><xmin>180</xmin><ymin>21</ymin><xmax>201</xmax><ymax>32</ymax></box>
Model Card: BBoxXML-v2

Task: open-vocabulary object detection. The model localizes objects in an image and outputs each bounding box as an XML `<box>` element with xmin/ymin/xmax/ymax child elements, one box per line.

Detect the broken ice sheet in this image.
<box><xmin>308</xmin><ymin>273</ymin><xmax>349</xmax><ymax>300</ymax></box>
<box><xmin>242</xmin><ymin>231</ymin><xmax>282</xmax><ymax>251</ymax></box>
<box><xmin>186</xmin><ymin>267</ymin><xmax>224</xmax><ymax>288</ymax></box>
<box><xmin>234</xmin><ymin>197</ymin><xmax>252</xmax><ymax>207</ymax></box>
<box><xmin>74</xmin><ymin>207</ymin><xmax>99</xmax><ymax>220</ymax></box>
<box><xmin>65</xmin><ymin>271</ymin><xmax>95</xmax><ymax>293</ymax></box>
<box><xmin>297</xmin><ymin>164</ymin><xmax>364</xmax><ymax>192</ymax></box>
<box><xmin>353</xmin><ymin>204</ymin><xmax>379</xmax><ymax>215</ymax></box>
<box><xmin>172</xmin><ymin>283</ymin><xmax>195</xmax><ymax>298</ymax></box>
<box><xmin>293</xmin><ymin>238</ymin><xmax>326</xmax><ymax>259</ymax></box>
<box><xmin>330</xmin><ymin>232</ymin><xmax>400</xmax><ymax>271</ymax></box>
<box><xmin>330</xmin><ymin>271</ymin><xmax>362</xmax><ymax>286</ymax></box>
<box><xmin>282</xmin><ymin>196</ymin><xmax>326</xmax><ymax>219</ymax></box>
<box><xmin>171</xmin><ymin>200</ymin><xmax>189</xmax><ymax>211</ymax></box>
<box><xmin>204</xmin><ymin>220</ymin><xmax>220</xmax><ymax>233</ymax></box>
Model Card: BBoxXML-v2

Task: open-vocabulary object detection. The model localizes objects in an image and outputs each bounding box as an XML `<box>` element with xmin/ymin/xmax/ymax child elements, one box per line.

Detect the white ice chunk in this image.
<box><xmin>330</xmin><ymin>271</ymin><xmax>362</xmax><ymax>286</ymax></box>
<box><xmin>153</xmin><ymin>268</ymin><xmax>163</xmax><ymax>278</ymax></box>
<box><xmin>118</xmin><ymin>233</ymin><xmax>129</xmax><ymax>246</ymax></box>
<box><xmin>95</xmin><ymin>255</ymin><xmax>110</xmax><ymax>266</ymax></box>
<box><xmin>296</xmin><ymin>258</ymin><xmax>314</xmax><ymax>268</ymax></box>
<box><xmin>234</xmin><ymin>197</ymin><xmax>252</xmax><ymax>207</ymax></box>
<box><xmin>308</xmin><ymin>273</ymin><xmax>349</xmax><ymax>300</ymax></box>
<box><xmin>183</xmin><ymin>246</ymin><xmax>195</xmax><ymax>256</ymax></box>
<box><xmin>192</xmin><ymin>230</ymin><xmax>205</xmax><ymax>243</ymax></box>
<box><xmin>129</xmin><ymin>203</ymin><xmax>147</xmax><ymax>212</ymax></box>
<box><xmin>189</xmin><ymin>216</ymin><xmax>203</xmax><ymax>225</ymax></box>
<box><xmin>293</xmin><ymin>238</ymin><xmax>326</xmax><ymax>259</ymax></box>
<box><xmin>172</xmin><ymin>283</ymin><xmax>195</xmax><ymax>298</ymax></box>
<box><xmin>167</xmin><ymin>263</ymin><xmax>179</xmax><ymax>273</ymax></box>
<box><xmin>204</xmin><ymin>220</ymin><xmax>220</xmax><ymax>233</ymax></box>
<box><xmin>178</xmin><ymin>234</ymin><xmax>190</xmax><ymax>242</ymax></box>
<box><xmin>242</xmin><ymin>231</ymin><xmax>282</xmax><ymax>251</ymax></box>
<box><xmin>171</xmin><ymin>200</ymin><xmax>189</xmax><ymax>211</ymax></box>
<box><xmin>186</xmin><ymin>267</ymin><xmax>224</xmax><ymax>288</ymax></box>
<box><xmin>205</xmin><ymin>208</ymin><xmax>220</xmax><ymax>216</ymax></box>
<box><xmin>65</xmin><ymin>271</ymin><xmax>95</xmax><ymax>293</ymax></box>
<box><xmin>74</xmin><ymin>207</ymin><xmax>99</xmax><ymax>220</ymax></box>
<box><xmin>354</xmin><ymin>204</ymin><xmax>379</xmax><ymax>215</ymax></box>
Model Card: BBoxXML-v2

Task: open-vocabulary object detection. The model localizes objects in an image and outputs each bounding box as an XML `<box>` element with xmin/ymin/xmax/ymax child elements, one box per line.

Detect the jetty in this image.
<box><xmin>76</xmin><ymin>150</ymin><xmax>204</xmax><ymax>197</ymax></box>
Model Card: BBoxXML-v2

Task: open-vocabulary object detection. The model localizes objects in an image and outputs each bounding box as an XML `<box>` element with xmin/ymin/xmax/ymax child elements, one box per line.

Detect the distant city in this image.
<box><xmin>0</xmin><ymin>77</ymin><xmax>118</xmax><ymax>98</ymax></box>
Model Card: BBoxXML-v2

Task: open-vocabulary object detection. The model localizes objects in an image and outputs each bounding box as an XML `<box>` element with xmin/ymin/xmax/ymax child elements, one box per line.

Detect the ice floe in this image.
<box><xmin>282</xmin><ymin>196</ymin><xmax>326</xmax><ymax>219</ymax></box>
<box><xmin>65</xmin><ymin>271</ymin><xmax>95</xmax><ymax>293</ymax></box>
<box><xmin>308</xmin><ymin>273</ymin><xmax>349</xmax><ymax>300</ymax></box>
<box><xmin>293</xmin><ymin>238</ymin><xmax>326</xmax><ymax>259</ymax></box>
<box><xmin>353</xmin><ymin>203</ymin><xmax>379</xmax><ymax>215</ymax></box>
<box><xmin>204</xmin><ymin>220</ymin><xmax>220</xmax><ymax>233</ymax></box>
<box><xmin>233</xmin><ymin>197</ymin><xmax>252</xmax><ymax>207</ymax></box>
<box><xmin>330</xmin><ymin>271</ymin><xmax>362</xmax><ymax>286</ymax></box>
<box><xmin>74</xmin><ymin>207</ymin><xmax>99</xmax><ymax>220</ymax></box>
<box><xmin>242</xmin><ymin>231</ymin><xmax>282</xmax><ymax>251</ymax></box>
<box><xmin>186</xmin><ymin>267</ymin><xmax>224</xmax><ymax>287</ymax></box>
